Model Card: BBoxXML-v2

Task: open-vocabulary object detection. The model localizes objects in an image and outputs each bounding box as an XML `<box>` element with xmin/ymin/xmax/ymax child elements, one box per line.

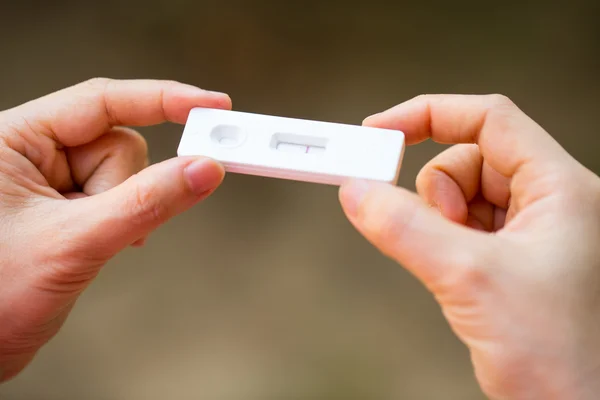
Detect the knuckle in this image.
<box><xmin>445</xmin><ymin>245</ymin><xmax>494</xmax><ymax>291</ymax></box>
<box><xmin>373</xmin><ymin>211</ymin><xmax>403</xmax><ymax>245</ymax></box>
<box><xmin>486</xmin><ymin>93</ymin><xmax>516</xmax><ymax>110</ymax></box>
<box><xmin>128</xmin><ymin>181</ymin><xmax>167</xmax><ymax>226</ymax></box>
<box><xmin>413</xmin><ymin>93</ymin><xmax>432</xmax><ymax>104</ymax></box>
<box><xmin>131</xmin><ymin>131</ymin><xmax>148</xmax><ymax>154</ymax></box>
<box><xmin>82</xmin><ymin>77</ymin><xmax>115</xmax><ymax>121</ymax></box>
<box><xmin>118</xmin><ymin>130</ymin><xmax>149</xmax><ymax>170</ymax></box>
<box><xmin>369</xmin><ymin>200</ymin><xmax>419</xmax><ymax>252</ymax></box>
<box><xmin>120</xmin><ymin>129</ymin><xmax>148</xmax><ymax>156</ymax></box>
<box><xmin>84</xmin><ymin>77</ymin><xmax>111</xmax><ymax>88</ymax></box>
<box><xmin>103</xmin><ymin>128</ymin><xmax>148</xmax><ymax>159</ymax></box>
<box><xmin>481</xmin><ymin>94</ymin><xmax>521</xmax><ymax>137</ymax></box>
<box><xmin>415</xmin><ymin>156</ymin><xmax>459</xmax><ymax>203</ymax></box>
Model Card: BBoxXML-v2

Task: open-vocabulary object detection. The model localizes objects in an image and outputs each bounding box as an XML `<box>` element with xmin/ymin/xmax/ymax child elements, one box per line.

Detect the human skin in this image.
<box><xmin>1</xmin><ymin>80</ymin><xmax>599</xmax><ymax>399</ymax></box>
<box><xmin>0</xmin><ymin>78</ymin><xmax>231</xmax><ymax>381</ymax></box>
<box><xmin>339</xmin><ymin>94</ymin><xmax>600</xmax><ymax>399</ymax></box>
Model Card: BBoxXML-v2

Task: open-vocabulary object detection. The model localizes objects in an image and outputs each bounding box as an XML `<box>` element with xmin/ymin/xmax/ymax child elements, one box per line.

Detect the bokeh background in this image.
<box><xmin>1</xmin><ymin>1</ymin><xmax>598</xmax><ymax>399</ymax></box>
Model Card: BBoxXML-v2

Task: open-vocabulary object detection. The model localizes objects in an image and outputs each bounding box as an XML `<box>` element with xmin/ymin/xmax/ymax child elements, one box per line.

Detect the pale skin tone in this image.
<box><xmin>0</xmin><ymin>79</ymin><xmax>599</xmax><ymax>399</ymax></box>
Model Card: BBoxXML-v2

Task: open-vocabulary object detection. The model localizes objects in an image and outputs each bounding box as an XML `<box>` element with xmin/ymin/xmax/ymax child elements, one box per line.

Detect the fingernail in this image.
<box><xmin>182</xmin><ymin>83</ymin><xmax>225</xmax><ymax>96</ymax></box>
<box><xmin>206</xmin><ymin>89</ymin><xmax>228</xmax><ymax>96</ymax></box>
<box><xmin>184</xmin><ymin>85</ymin><xmax>230</xmax><ymax>103</ymax></box>
<box><xmin>198</xmin><ymin>87</ymin><xmax>230</xmax><ymax>100</ymax></box>
<box><xmin>362</xmin><ymin>113</ymin><xmax>381</xmax><ymax>125</ymax></box>
<box><xmin>340</xmin><ymin>179</ymin><xmax>372</xmax><ymax>218</ymax></box>
<box><xmin>206</xmin><ymin>90</ymin><xmax>232</xmax><ymax>109</ymax></box>
<box><xmin>184</xmin><ymin>158</ymin><xmax>225</xmax><ymax>195</ymax></box>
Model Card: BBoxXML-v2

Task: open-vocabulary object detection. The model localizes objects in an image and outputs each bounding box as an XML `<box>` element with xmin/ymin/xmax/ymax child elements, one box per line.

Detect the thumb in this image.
<box><xmin>63</xmin><ymin>156</ymin><xmax>224</xmax><ymax>257</ymax></box>
<box><xmin>339</xmin><ymin>179</ymin><xmax>496</xmax><ymax>292</ymax></box>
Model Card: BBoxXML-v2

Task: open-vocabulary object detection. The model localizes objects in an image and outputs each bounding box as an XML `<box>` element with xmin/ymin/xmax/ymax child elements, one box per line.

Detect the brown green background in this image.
<box><xmin>1</xmin><ymin>1</ymin><xmax>598</xmax><ymax>399</ymax></box>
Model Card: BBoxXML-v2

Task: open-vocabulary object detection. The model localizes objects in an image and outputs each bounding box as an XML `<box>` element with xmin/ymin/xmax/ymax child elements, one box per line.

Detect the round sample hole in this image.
<box><xmin>210</xmin><ymin>124</ymin><xmax>245</xmax><ymax>148</ymax></box>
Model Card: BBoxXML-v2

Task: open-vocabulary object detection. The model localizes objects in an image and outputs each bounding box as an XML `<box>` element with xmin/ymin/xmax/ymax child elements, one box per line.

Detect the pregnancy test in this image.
<box><xmin>177</xmin><ymin>108</ymin><xmax>405</xmax><ymax>185</ymax></box>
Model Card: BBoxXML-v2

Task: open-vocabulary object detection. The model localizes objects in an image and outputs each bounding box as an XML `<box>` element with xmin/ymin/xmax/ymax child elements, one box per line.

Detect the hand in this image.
<box><xmin>0</xmin><ymin>78</ymin><xmax>231</xmax><ymax>381</ymax></box>
<box><xmin>339</xmin><ymin>94</ymin><xmax>600</xmax><ymax>399</ymax></box>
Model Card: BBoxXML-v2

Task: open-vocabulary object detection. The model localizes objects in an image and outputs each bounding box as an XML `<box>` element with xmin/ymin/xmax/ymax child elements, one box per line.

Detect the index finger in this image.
<box><xmin>5</xmin><ymin>78</ymin><xmax>232</xmax><ymax>147</ymax></box>
<box><xmin>363</xmin><ymin>94</ymin><xmax>567</xmax><ymax>178</ymax></box>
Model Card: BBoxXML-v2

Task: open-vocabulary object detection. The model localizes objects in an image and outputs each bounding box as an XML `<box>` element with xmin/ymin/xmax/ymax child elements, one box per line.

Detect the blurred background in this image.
<box><xmin>0</xmin><ymin>1</ymin><xmax>598</xmax><ymax>399</ymax></box>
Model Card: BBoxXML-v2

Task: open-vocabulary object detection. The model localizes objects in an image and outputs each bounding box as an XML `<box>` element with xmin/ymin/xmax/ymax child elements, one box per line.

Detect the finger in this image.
<box><xmin>66</xmin><ymin>127</ymin><xmax>148</xmax><ymax>195</ymax></box>
<box><xmin>64</xmin><ymin>193</ymin><xmax>87</xmax><ymax>200</ymax></box>
<box><xmin>466</xmin><ymin>195</ymin><xmax>495</xmax><ymax>231</ymax></box>
<box><xmin>6</xmin><ymin>78</ymin><xmax>232</xmax><ymax>147</ymax></box>
<box><xmin>67</xmin><ymin>127</ymin><xmax>151</xmax><ymax>248</ymax></box>
<box><xmin>54</xmin><ymin>156</ymin><xmax>225</xmax><ymax>258</ymax></box>
<box><xmin>481</xmin><ymin>161</ymin><xmax>511</xmax><ymax>209</ymax></box>
<box><xmin>416</xmin><ymin>144</ymin><xmax>482</xmax><ymax>224</ymax></box>
<box><xmin>363</xmin><ymin>94</ymin><xmax>568</xmax><ymax>179</ymax></box>
<box><xmin>415</xmin><ymin>144</ymin><xmax>511</xmax><ymax>226</ymax></box>
<box><xmin>494</xmin><ymin>207</ymin><xmax>507</xmax><ymax>231</ymax></box>
<box><xmin>339</xmin><ymin>180</ymin><xmax>495</xmax><ymax>291</ymax></box>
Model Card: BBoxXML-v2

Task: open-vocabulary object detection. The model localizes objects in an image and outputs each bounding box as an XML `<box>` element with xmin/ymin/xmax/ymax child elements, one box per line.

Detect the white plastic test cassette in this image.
<box><xmin>177</xmin><ymin>108</ymin><xmax>405</xmax><ymax>185</ymax></box>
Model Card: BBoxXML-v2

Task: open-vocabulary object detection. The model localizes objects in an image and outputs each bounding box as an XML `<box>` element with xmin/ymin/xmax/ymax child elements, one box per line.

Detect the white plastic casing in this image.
<box><xmin>177</xmin><ymin>108</ymin><xmax>405</xmax><ymax>185</ymax></box>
